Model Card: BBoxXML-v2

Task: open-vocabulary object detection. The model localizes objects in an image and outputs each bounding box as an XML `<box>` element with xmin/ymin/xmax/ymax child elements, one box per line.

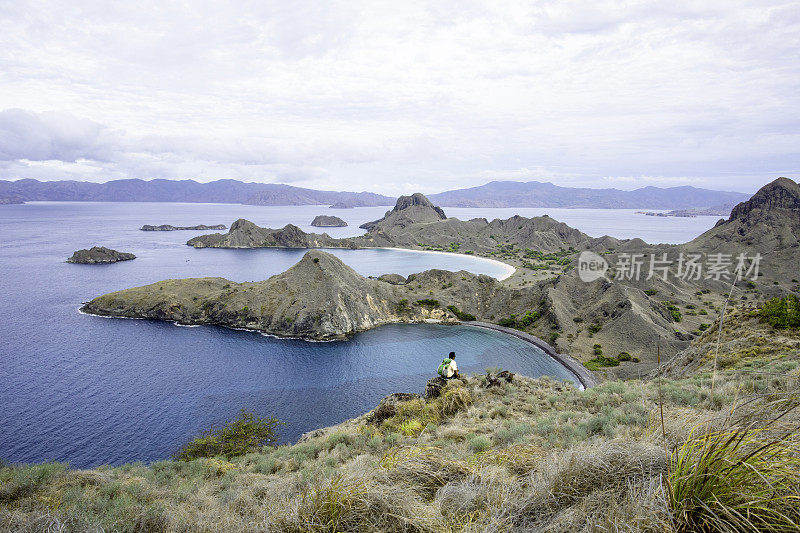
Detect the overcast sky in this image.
<box><xmin>1</xmin><ymin>1</ymin><xmax>798</xmax><ymax>194</ymax></box>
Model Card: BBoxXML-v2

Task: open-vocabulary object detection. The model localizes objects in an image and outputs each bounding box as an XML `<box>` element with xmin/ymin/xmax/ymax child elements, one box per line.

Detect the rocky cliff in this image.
<box><xmin>67</xmin><ymin>247</ymin><xmax>136</xmax><ymax>264</ymax></box>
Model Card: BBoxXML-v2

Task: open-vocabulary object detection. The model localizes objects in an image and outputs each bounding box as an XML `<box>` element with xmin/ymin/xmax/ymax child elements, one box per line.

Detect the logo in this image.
<box><xmin>578</xmin><ymin>251</ymin><xmax>609</xmax><ymax>282</ymax></box>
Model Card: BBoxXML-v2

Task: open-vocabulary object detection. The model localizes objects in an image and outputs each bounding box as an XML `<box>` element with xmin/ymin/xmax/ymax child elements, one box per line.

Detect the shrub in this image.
<box><xmin>588</xmin><ymin>322</ymin><xmax>602</xmax><ymax>334</ymax></box>
<box><xmin>396</xmin><ymin>298</ymin><xmax>410</xmax><ymax>313</ymax></box>
<box><xmin>446</xmin><ymin>305</ymin><xmax>476</xmax><ymax>321</ymax></box>
<box><xmin>617</xmin><ymin>351</ymin><xmax>632</xmax><ymax>361</ymax></box>
<box><xmin>415</xmin><ymin>298</ymin><xmax>440</xmax><ymax>309</ymax></box>
<box><xmin>174</xmin><ymin>409</ymin><xmax>282</xmax><ymax>460</ymax></box>
<box><xmin>584</xmin><ymin>356</ymin><xmax>620</xmax><ymax>371</ymax></box>
<box><xmin>759</xmin><ymin>295</ymin><xmax>800</xmax><ymax>329</ymax></box>
<box><xmin>664</xmin><ymin>302</ymin><xmax>682</xmax><ymax>322</ymax></box>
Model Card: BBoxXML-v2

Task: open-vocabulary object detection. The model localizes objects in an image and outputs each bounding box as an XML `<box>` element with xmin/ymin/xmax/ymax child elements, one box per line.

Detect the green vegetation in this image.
<box><xmin>759</xmin><ymin>294</ymin><xmax>800</xmax><ymax>329</ymax></box>
<box><xmin>583</xmin><ymin>355</ymin><xmax>620</xmax><ymax>370</ymax></box>
<box><xmin>174</xmin><ymin>410</ymin><xmax>282</xmax><ymax>461</ymax></box>
<box><xmin>446</xmin><ymin>305</ymin><xmax>476</xmax><ymax>322</ymax></box>
<box><xmin>669</xmin><ymin>426</ymin><xmax>800</xmax><ymax>532</ymax></box>
<box><xmin>396</xmin><ymin>298</ymin><xmax>410</xmax><ymax>313</ymax></box>
<box><xmin>663</xmin><ymin>302</ymin><xmax>682</xmax><ymax>322</ymax></box>
<box><xmin>496</xmin><ymin>310</ymin><xmax>539</xmax><ymax>330</ymax></box>
<box><xmin>415</xmin><ymin>298</ymin><xmax>440</xmax><ymax>309</ymax></box>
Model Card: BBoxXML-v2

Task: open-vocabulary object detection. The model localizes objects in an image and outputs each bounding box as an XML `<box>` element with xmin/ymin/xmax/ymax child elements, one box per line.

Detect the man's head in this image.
<box><xmin>449</xmin><ymin>351</ymin><xmax>456</xmax><ymax>359</ymax></box>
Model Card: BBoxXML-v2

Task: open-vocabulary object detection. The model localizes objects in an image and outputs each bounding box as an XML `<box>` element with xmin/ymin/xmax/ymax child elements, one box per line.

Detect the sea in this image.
<box><xmin>0</xmin><ymin>202</ymin><xmax>719</xmax><ymax>467</ymax></box>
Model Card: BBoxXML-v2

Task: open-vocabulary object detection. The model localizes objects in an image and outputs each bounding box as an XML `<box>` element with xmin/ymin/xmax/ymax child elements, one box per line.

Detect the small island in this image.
<box><xmin>67</xmin><ymin>246</ymin><xmax>136</xmax><ymax>264</ymax></box>
<box><xmin>140</xmin><ymin>224</ymin><xmax>227</xmax><ymax>231</ymax></box>
<box><xmin>310</xmin><ymin>215</ymin><xmax>347</xmax><ymax>227</ymax></box>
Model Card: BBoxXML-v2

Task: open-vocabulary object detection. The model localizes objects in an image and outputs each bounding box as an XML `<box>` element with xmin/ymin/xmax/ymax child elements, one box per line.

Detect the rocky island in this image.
<box><xmin>140</xmin><ymin>224</ymin><xmax>227</xmax><ymax>231</ymax></box>
<box><xmin>67</xmin><ymin>246</ymin><xmax>136</xmax><ymax>264</ymax></box>
<box><xmin>310</xmin><ymin>215</ymin><xmax>347</xmax><ymax>227</ymax></box>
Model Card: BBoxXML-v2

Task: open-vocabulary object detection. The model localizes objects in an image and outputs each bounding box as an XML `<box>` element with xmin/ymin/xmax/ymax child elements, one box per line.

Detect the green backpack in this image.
<box><xmin>437</xmin><ymin>358</ymin><xmax>452</xmax><ymax>377</ymax></box>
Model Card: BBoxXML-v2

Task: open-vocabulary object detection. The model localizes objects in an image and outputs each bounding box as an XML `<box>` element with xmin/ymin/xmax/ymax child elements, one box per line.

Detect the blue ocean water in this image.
<box><xmin>0</xmin><ymin>202</ymin><xmax>576</xmax><ymax>468</ymax></box>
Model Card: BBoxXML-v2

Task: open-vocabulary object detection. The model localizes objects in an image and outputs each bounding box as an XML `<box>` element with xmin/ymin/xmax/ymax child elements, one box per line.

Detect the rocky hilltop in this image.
<box><xmin>141</xmin><ymin>224</ymin><xmax>226</xmax><ymax>231</ymax></box>
<box><xmin>359</xmin><ymin>193</ymin><xmax>447</xmax><ymax>231</ymax></box>
<box><xmin>67</xmin><ymin>247</ymin><xmax>136</xmax><ymax>264</ymax></box>
<box><xmin>310</xmin><ymin>215</ymin><xmax>347</xmax><ymax>227</ymax></box>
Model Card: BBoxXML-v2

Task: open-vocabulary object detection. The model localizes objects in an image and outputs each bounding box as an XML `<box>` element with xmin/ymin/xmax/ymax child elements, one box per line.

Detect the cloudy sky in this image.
<box><xmin>1</xmin><ymin>1</ymin><xmax>798</xmax><ymax>194</ymax></box>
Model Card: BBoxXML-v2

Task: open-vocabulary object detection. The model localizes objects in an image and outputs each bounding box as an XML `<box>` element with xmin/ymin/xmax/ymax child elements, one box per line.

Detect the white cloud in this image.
<box><xmin>0</xmin><ymin>0</ymin><xmax>798</xmax><ymax>193</ymax></box>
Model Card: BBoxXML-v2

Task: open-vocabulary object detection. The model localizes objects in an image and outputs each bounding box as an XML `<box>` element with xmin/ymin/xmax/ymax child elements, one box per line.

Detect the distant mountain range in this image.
<box><xmin>0</xmin><ymin>179</ymin><xmax>393</xmax><ymax>207</ymax></box>
<box><xmin>0</xmin><ymin>177</ymin><xmax>751</xmax><ymax>209</ymax></box>
<box><xmin>427</xmin><ymin>181</ymin><xmax>750</xmax><ymax>209</ymax></box>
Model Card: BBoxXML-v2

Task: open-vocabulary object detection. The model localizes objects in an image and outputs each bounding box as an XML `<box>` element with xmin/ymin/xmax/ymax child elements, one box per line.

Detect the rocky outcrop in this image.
<box><xmin>141</xmin><ymin>224</ymin><xmax>226</xmax><ymax>231</ymax></box>
<box><xmin>359</xmin><ymin>193</ymin><xmax>447</xmax><ymax>231</ymax></box>
<box><xmin>186</xmin><ymin>219</ymin><xmax>346</xmax><ymax>249</ymax></box>
<box><xmin>378</xmin><ymin>274</ymin><xmax>407</xmax><ymax>285</ymax></box>
<box><xmin>311</xmin><ymin>215</ymin><xmax>347</xmax><ymax>227</ymax></box>
<box><xmin>67</xmin><ymin>247</ymin><xmax>136</xmax><ymax>264</ymax></box>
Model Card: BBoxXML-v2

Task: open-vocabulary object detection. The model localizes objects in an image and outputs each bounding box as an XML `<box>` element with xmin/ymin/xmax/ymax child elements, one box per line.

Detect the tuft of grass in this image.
<box><xmin>668</xmin><ymin>425</ymin><xmax>800</xmax><ymax>532</ymax></box>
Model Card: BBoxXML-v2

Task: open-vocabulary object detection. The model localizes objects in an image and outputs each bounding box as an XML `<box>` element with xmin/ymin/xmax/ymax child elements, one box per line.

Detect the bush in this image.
<box><xmin>617</xmin><ymin>352</ymin><xmax>632</xmax><ymax>362</ymax></box>
<box><xmin>584</xmin><ymin>356</ymin><xmax>620</xmax><ymax>371</ymax></box>
<box><xmin>446</xmin><ymin>305</ymin><xmax>476</xmax><ymax>321</ymax></box>
<box><xmin>174</xmin><ymin>409</ymin><xmax>282</xmax><ymax>460</ymax></box>
<box><xmin>588</xmin><ymin>322</ymin><xmax>602</xmax><ymax>334</ymax></box>
<box><xmin>759</xmin><ymin>295</ymin><xmax>800</xmax><ymax>329</ymax></box>
<box><xmin>663</xmin><ymin>302</ymin><xmax>682</xmax><ymax>322</ymax></box>
<box><xmin>415</xmin><ymin>299</ymin><xmax>440</xmax><ymax>309</ymax></box>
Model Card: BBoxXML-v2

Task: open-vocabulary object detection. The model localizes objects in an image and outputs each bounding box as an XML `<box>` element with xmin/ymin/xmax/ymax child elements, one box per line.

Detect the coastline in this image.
<box><xmin>375</xmin><ymin>246</ymin><xmax>517</xmax><ymax>280</ymax></box>
<box><xmin>465</xmin><ymin>321</ymin><xmax>598</xmax><ymax>390</ymax></box>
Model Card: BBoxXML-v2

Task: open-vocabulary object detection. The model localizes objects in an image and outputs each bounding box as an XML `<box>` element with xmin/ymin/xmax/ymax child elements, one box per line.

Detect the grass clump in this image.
<box><xmin>668</xmin><ymin>425</ymin><xmax>800</xmax><ymax>532</ymax></box>
<box><xmin>174</xmin><ymin>409</ymin><xmax>282</xmax><ymax>461</ymax></box>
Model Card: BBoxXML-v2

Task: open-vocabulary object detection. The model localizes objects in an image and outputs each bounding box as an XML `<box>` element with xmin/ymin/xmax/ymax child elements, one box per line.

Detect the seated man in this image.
<box><xmin>438</xmin><ymin>351</ymin><xmax>460</xmax><ymax>379</ymax></box>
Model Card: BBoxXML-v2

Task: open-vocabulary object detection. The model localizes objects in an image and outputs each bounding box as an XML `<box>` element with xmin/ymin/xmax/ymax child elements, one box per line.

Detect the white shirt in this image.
<box><xmin>446</xmin><ymin>359</ymin><xmax>458</xmax><ymax>378</ymax></box>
